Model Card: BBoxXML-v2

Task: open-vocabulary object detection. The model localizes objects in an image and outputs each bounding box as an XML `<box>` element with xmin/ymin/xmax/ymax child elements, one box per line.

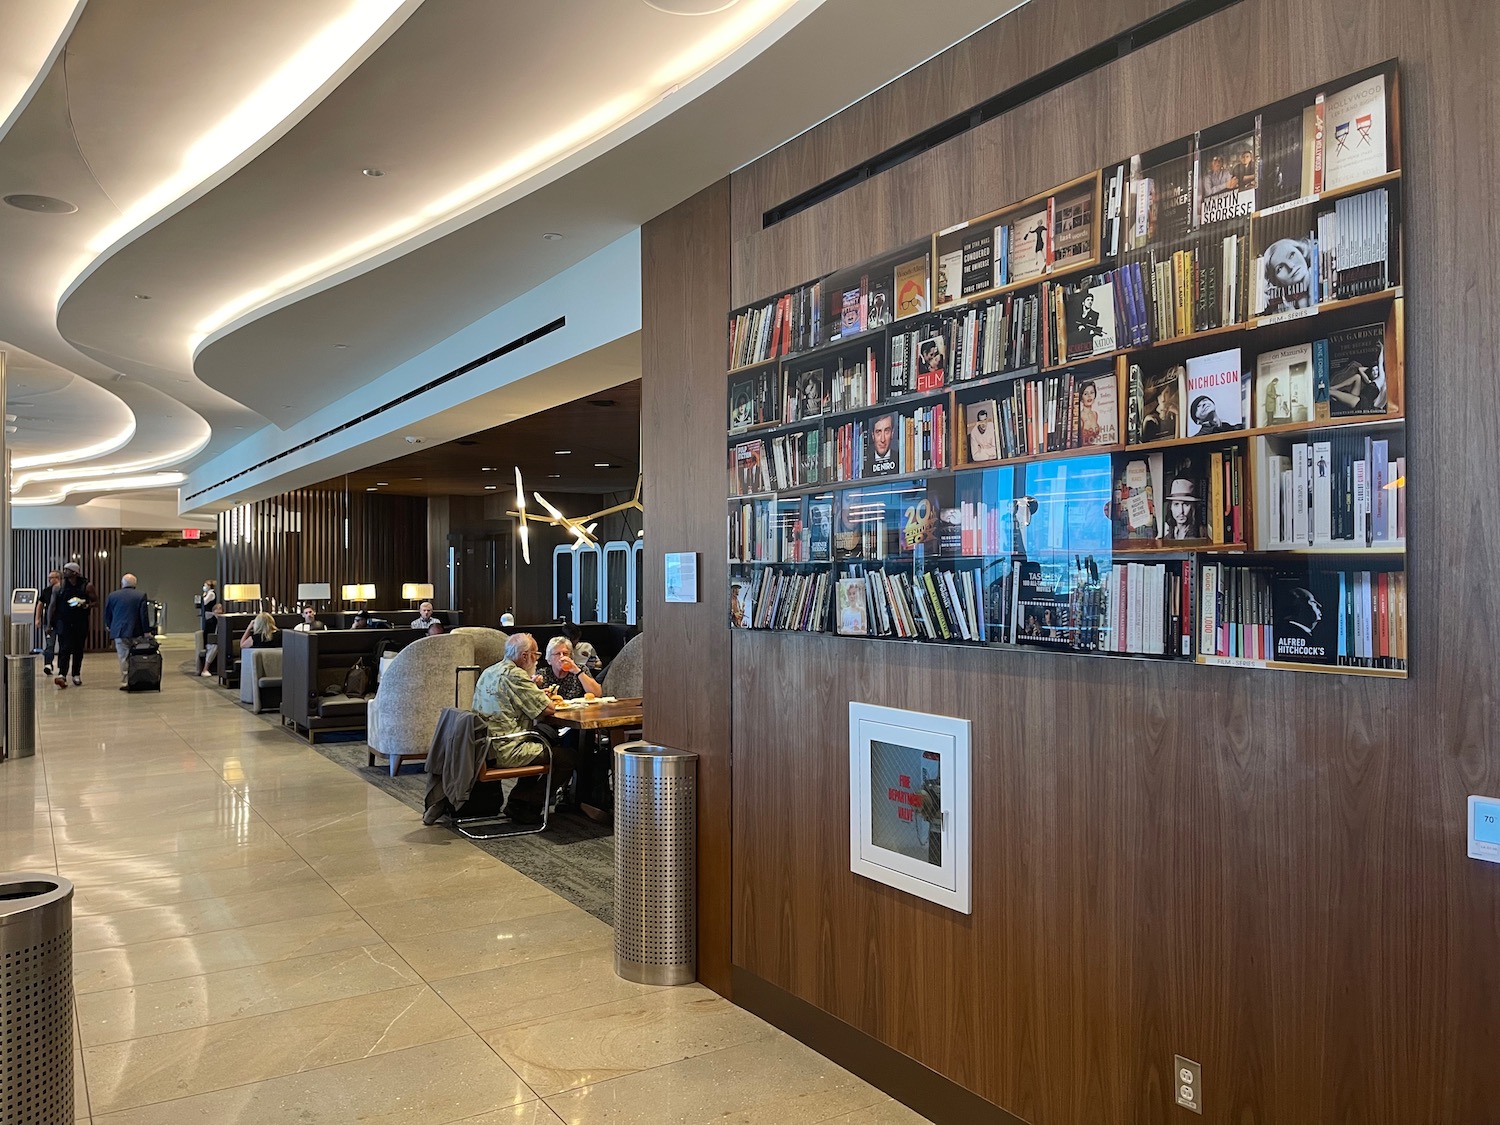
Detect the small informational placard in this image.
<box><xmin>663</xmin><ymin>552</ymin><xmax>699</xmax><ymax>603</ymax></box>
<box><xmin>1469</xmin><ymin>795</ymin><xmax>1500</xmax><ymax>864</ymax></box>
<box><xmin>849</xmin><ymin>702</ymin><xmax>971</xmax><ymax>913</ymax></box>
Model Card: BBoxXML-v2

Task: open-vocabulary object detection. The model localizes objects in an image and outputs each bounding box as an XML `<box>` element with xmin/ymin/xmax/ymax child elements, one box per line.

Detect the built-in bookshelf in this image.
<box><xmin>725</xmin><ymin>61</ymin><xmax>1408</xmax><ymax>677</ymax></box>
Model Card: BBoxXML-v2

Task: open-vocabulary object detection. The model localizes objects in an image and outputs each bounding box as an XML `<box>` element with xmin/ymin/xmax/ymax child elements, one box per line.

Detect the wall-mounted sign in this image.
<box><xmin>849</xmin><ymin>702</ymin><xmax>971</xmax><ymax>913</ymax></box>
<box><xmin>664</xmin><ymin>552</ymin><xmax>699</xmax><ymax>603</ymax></box>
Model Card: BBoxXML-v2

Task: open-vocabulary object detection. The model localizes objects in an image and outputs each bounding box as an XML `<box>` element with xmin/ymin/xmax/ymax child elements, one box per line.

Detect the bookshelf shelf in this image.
<box><xmin>727</xmin><ymin>61</ymin><xmax>1408</xmax><ymax>677</ymax></box>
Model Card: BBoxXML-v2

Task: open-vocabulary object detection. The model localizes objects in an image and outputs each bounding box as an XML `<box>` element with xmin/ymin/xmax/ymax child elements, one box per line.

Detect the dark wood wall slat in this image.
<box><xmin>12</xmin><ymin>529</ymin><xmax>123</xmax><ymax>650</ymax></box>
<box><xmin>215</xmin><ymin>488</ymin><xmax>427</xmax><ymax>613</ymax></box>
<box><xmin>634</xmin><ymin>0</ymin><xmax>1500</xmax><ymax>1122</ymax></box>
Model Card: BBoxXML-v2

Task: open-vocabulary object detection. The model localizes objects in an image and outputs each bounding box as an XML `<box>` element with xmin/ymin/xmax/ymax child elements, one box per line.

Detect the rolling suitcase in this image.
<box><xmin>125</xmin><ymin>639</ymin><xmax>163</xmax><ymax>692</ymax></box>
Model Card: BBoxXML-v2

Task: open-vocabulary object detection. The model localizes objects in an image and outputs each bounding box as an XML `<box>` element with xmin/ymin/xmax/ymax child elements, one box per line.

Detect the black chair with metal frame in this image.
<box><xmin>447</xmin><ymin>665</ymin><xmax>554</xmax><ymax>840</ymax></box>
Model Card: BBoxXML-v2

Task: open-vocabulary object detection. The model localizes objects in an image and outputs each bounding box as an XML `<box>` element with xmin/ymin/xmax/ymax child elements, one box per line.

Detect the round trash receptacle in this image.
<box><xmin>613</xmin><ymin>742</ymin><xmax>697</xmax><ymax>986</ymax></box>
<box><xmin>5</xmin><ymin>655</ymin><xmax>41</xmax><ymax>760</ymax></box>
<box><xmin>0</xmin><ymin>874</ymin><xmax>74</xmax><ymax>1124</ymax></box>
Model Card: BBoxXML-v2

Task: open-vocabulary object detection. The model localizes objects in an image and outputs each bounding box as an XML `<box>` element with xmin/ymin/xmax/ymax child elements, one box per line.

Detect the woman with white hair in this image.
<box><xmin>535</xmin><ymin>636</ymin><xmax>602</xmax><ymax>699</ymax></box>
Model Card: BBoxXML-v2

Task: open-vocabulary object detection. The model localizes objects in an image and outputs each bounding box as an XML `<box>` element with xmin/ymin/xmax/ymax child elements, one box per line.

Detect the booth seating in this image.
<box><xmin>280</xmin><ymin>628</ymin><xmax>420</xmax><ymax>742</ymax></box>
<box><xmin>239</xmin><ymin>649</ymin><xmax>284</xmax><ymax>713</ymax></box>
<box><xmin>450</xmin><ymin>626</ymin><xmax>509</xmax><ymax>669</ymax></box>
<box><xmin>508</xmin><ymin>622</ymin><xmax>636</xmax><ymax>666</ymax></box>
<box><xmin>319</xmin><ymin>609</ymin><xmax>463</xmax><ymax>630</ymax></box>
<box><xmin>366</xmin><ymin>632</ymin><xmax>498</xmax><ymax>775</ymax></box>
<box><xmin>213</xmin><ymin>613</ymin><xmax>301</xmax><ymax>687</ymax></box>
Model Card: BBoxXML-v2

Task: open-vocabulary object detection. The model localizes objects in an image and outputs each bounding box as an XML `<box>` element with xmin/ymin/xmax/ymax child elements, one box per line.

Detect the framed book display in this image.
<box><xmin>726</xmin><ymin>61</ymin><xmax>1408</xmax><ymax>677</ymax></box>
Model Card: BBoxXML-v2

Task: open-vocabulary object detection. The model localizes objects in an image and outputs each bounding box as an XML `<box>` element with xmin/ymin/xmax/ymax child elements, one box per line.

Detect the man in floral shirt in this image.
<box><xmin>469</xmin><ymin>632</ymin><xmax>573</xmax><ymax>823</ymax></box>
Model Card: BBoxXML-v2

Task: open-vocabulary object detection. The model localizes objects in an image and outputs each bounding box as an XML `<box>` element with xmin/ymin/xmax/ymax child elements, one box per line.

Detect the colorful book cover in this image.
<box><xmin>1323</xmin><ymin>74</ymin><xmax>1387</xmax><ymax>190</ymax></box>
<box><xmin>808</xmin><ymin>499</ymin><xmax>833</xmax><ymax>562</ymax></box>
<box><xmin>894</xmin><ymin>255</ymin><xmax>930</xmax><ymax>317</ymax></box>
<box><xmin>1183</xmin><ymin>348</ymin><xmax>1244</xmax><ymax>435</ymax></box>
<box><xmin>867</xmin><ymin>412</ymin><xmax>899</xmax><ymax>477</ymax></box>
<box><xmin>1051</xmin><ymin>187</ymin><xmax>1094</xmax><ymax>266</ymax></box>
<box><xmin>1196</xmin><ymin>132</ymin><xmax>1257</xmax><ymax>225</ymax></box>
<box><xmin>729</xmin><ymin>578</ymin><xmax>754</xmax><ymax>628</ymax></box>
<box><xmin>1113</xmin><ymin>453</ymin><xmax>1164</xmax><ymax>541</ymax></box>
<box><xmin>836</xmin><ymin>578</ymin><xmax>869</xmax><ymax>636</ymax></box>
<box><xmin>1078</xmin><ymin>372</ymin><xmax>1118</xmax><ymax>446</ymax></box>
<box><xmin>914</xmin><ymin>332</ymin><xmax>947</xmax><ymax>393</ymax></box>
<box><xmin>935</xmin><ymin>249</ymin><xmax>963</xmax><ymax>307</ymax></box>
<box><xmin>839</xmin><ymin>287</ymin><xmax>863</xmax><ymax>336</ymax></box>
<box><xmin>1137</xmin><ymin>364</ymin><xmax>1183</xmax><ymax>443</ymax></box>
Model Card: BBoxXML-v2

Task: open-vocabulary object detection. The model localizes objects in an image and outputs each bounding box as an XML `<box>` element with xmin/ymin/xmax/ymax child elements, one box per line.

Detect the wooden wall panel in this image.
<box><xmin>641</xmin><ymin>180</ymin><xmax>734</xmax><ymax>995</ymax></box>
<box><xmin>216</xmin><ymin>488</ymin><xmax>427</xmax><ymax>614</ymax></box>
<box><xmin>12</xmin><ymin>529</ymin><xmax>123</xmax><ymax>651</ymax></box>
<box><xmin>728</xmin><ymin>0</ymin><xmax>1178</xmax><ymax>253</ymax></box>
<box><xmin>663</xmin><ymin>0</ymin><xmax>1500</xmax><ymax>1122</ymax></box>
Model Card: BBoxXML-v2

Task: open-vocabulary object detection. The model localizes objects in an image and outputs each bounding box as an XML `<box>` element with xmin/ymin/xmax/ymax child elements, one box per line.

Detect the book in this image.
<box><xmin>836</xmin><ymin>578</ymin><xmax>869</xmax><ymax>636</ymax></box>
<box><xmin>867</xmin><ymin>411</ymin><xmax>899</xmax><ymax>477</ymax></box>
<box><xmin>867</xmin><ymin>276</ymin><xmax>892</xmax><ymax>328</ymax></box>
<box><xmin>1326</xmin><ymin>324</ymin><xmax>1389</xmax><ymax>417</ymax></box>
<box><xmin>1256</xmin><ymin>110</ymin><xmax>1305</xmax><ymax>209</ymax></box>
<box><xmin>1061</xmin><ymin>276</ymin><xmax>1118</xmax><ymax>361</ymax></box>
<box><xmin>960</xmin><ymin>229</ymin><xmax>995</xmax><ymax>296</ymax></box>
<box><xmin>786</xmin><ymin>367</ymin><xmax>825</xmax><ymax>422</ymax></box>
<box><xmin>1161</xmin><ymin>450</ymin><xmax>1210</xmax><ymax>541</ymax></box>
<box><xmin>1113</xmin><ymin>453</ymin><xmax>1164</xmax><ymax>540</ymax></box>
<box><xmin>965</xmin><ymin>399</ymin><xmax>1002</xmax><ymax>463</ymax></box>
<box><xmin>1012</xmin><ymin>561</ymin><xmax>1071</xmax><ymax>646</ymax></box>
<box><xmin>1255</xmin><ymin>343</ymin><xmax>1314</xmax><ymax>427</ymax></box>
<box><xmin>1008</xmin><ymin>208</ymin><xmax>1050</xmax><ymax>283</ymax></box>
<box><xmin>1196</xmin><ymin>132</ymin><xmax>1257</xmax><ymax>225</ymax></box>
<box><xmin>839</xmin><ymin>286</ymin><xmax>863</xmax><ymax>336</ymax></box>
<box><xmin>808</xmin><ymin>499</ymin><xmax>833</xmax><ymax>562</ymax></box>
<box><xmin>1078</xmin><ymin>372</ymin><xmax>1118</xmax><ymax>446</ymax></box>
<box><xmin>894</xmin><ymin>255</ymin><xmax>930</xmax><ymax>317</ymax></box>
<box><xmin>935</xmin><ymin>249</ymin><xmax>963</xmax><ymax>306</ymax></box>
<box><xmin>729</xmin><ymin>578</ymin><xmax>754</xmax><ymax>628</ymax></box>
<box><xmin>1051</xmin><ymin>186</ymin><xmax>1094</xmax><ymax>266</ymax></box>
<box><xmin>914</xmin><ymin>332</ymin><xmax>947</xmax><ymax>393</ymax></box>
<box><xmin>1137</xmin><ymin>364</ymin><xmax>1184</xmax><ymax>443</ymax></box>
<box><xmin>1183</xmin><ymin>348</ymin><xmax>1244</xmax><ymax>435</ymax></box>
<box><xmin>1323</xmin><ymin>74</ymin><xmax>1387</xmax><ymax>190</ymax></box>
<box><xmin>728</xmin><ymin>376</ymin><xmax>757</xmax><ymax>432</ymax></box>
<box><xmin>1272</xmin><ymin>569</ymin><xmax>1340</xmax><ymax>664</ymax></box>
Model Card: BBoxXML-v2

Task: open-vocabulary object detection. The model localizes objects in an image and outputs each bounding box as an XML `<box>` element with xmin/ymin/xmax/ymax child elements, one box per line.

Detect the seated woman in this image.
<box><xmin>240</xmin><ymin>611</ymin><xmax>283</xmax><ymax>649</ymax></box>
<box><xmin>534</xmin><ymin>636</ymin><xmax>602</xmax><ymax>699</ymax></box>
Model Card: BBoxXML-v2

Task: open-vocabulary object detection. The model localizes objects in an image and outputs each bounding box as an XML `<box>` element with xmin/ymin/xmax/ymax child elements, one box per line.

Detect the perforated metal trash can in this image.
<box><xmin>0</xmin><ymin>874</ymin><xmax>74</xmax><ymax>1124</ymax></box>
<box><xmin>613</xmin><ymin>742</ymin><xmax>697</xmax><ymax>985</ymax></box>
<box><xmin>5</xmin><ymin>655</ymin><xmax>41</xmax><ymax>760</ymax></box>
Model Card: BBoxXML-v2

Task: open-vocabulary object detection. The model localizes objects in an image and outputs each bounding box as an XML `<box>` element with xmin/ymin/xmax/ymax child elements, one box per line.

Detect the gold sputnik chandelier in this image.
<box><xmin>508</xmin><ymin>469</ymin><xmax>643</xmax><ymax>563</ymax></box>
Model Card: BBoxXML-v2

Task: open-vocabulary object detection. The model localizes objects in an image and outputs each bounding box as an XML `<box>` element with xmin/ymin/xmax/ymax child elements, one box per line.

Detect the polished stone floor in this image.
<box><xmin>1</xmin><ymin>653</ymin><xmax>930</xmax><ymax>1125</ymax></box>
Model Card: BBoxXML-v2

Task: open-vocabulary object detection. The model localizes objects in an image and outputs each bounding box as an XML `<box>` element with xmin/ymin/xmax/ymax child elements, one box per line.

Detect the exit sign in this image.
<box><xmin>182</xmin><ymin>528</ymin><xmax>201</xmax><ymax>540</ymax></box>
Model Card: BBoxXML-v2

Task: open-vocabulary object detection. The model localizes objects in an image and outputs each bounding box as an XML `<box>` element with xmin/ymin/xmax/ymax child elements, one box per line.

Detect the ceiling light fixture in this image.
<box><xmin>594</xmin><ymin>462</ymin><xmax>611</xmax><ymax>468</ymax></box>
<box><xmin>484</xmin><ymin>485</ymin><xmax>497</xmax><ymax>490</ymax></box>
<box><xmin>12</xmin><ymin>418</ymin><xmax>137</xmax><ymax>470</ymax></box>
<box><xmin>644</xmin><ymin>0</ymin><xmax>743</xmax><ymax>13</ymax></box>
<box><xmin>4</xmin><ymin>194</ymin><xmax>77</xmax><ymax>214</ymax></box>
<box><xmin>187</xmin><ymin>0</ymin><xmax>800</xmax><ymax>350</ymax></box>
<box><xmin>333</xmin><ymin>343</ymin><xmax>349</xmax><ymax>349</ymax></box>
<box><xmin>133</xmin><ymin>293</ymin><xmax>151</xmax><ymax>300</ymax></box>
<box><xmin>361</xmin><ymin>167</ymin><xmax>385</xmax><ymax>177</ymax></box>
<box><xmin>554</xmin><ymin>450</ymin><xmax>571</xmax><ymax>455</ymax></box>
<box><xmin>542</xmin><ymin>232</ymin><xmax>563</xmax><ymax>241</ymax></box>
<box><xmin>11</xmin><ymin>471</ymin><xmax>187</xmax><ymax>506</ymax></box>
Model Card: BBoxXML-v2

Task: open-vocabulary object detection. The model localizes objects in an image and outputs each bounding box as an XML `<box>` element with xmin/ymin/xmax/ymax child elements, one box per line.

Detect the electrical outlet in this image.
<box><xmin>1174</xmin><ymin>1054</ymin><xmax>1202</xmax><ymax>1114</ymax></box>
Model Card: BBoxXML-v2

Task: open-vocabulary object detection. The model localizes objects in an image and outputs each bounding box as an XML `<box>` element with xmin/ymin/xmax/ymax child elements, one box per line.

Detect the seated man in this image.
<box><xmin>295</xmin><ymin>606</ymin><xmax>328</xmax><ymax>632</ymax></box>
<box><xmin>424</xmin><ymin>632</ymin><xmax>573</xmax><ymax>825</ymax></box>
<box><xmin>350</xmin><ymin>609</ymin><xmax>371</xmax><ymax>629</ymax></box>
<box><xmin>410</xmin><ymin>600</ymin><xmax>438</xmax><ymax>629</ymax></box>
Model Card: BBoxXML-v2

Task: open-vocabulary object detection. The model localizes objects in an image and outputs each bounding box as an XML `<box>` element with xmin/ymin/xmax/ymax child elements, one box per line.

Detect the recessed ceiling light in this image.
<box><xmin>547</xmin><ymin>474</ymin><xmax>561</xmax><ymax>479</ymax></box>
<box><xmin>542</xmin><ymin>232</ymin><xmax>563</xmax><ymax>242</ymax></box>
<box><xmin>4</xmin><ymin>194</ymin><xmax>77</xmax><ymax>214</ymax></box>
<box><xmin>554</xmin><ymin>449</ymin><xmax>571</xmax><ymax>455</ymax></box>
<box><xmin>376</xmin><ymin>482</ymin><xmax>388</xmax><ymax>486</ymax></box>
<box><xmin>366</xmin><ymin>486</ymin><xmax>378</xmax><ymax>491</ymax></box>
<box><xmin>594</xmin><ymin>462</ymin><xmax>611</xmax><ymax>468</ymax></box>
<box><xmin>587</xmin><ymin>399</ymin><xmax>615</xmax><ymax>408</ymax></box>
<box><xmin>333</xmin><ymin>343</ymin><xmax>349</xmax><ymax>349</ymax></box>
<box><xmin>484</xmin><ymin>485</ymin><xmax>497</xmax><ymax>490</ymax></box>
<box><xmin>361</xmin><ymin>168</ymin><xmax>385</xmax><ymax>177</ymax></box>
<box><xmin>134</xmin><ymin>293</ymin><xmax>151</xmax><ymax>300</ymax></box>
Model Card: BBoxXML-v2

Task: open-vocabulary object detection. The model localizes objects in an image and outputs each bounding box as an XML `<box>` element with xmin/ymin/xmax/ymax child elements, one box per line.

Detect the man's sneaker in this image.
<box><xmin>42</xmin><ymin>665</ymin><xmax>52</xmax><ymax>676</ymax></box>
<box><xmin>53</xmin><ymin>676</ymin><xmax>66</xmax><ymax>689</ymax></box>
<box><xmin>71</xmin><ymin>676</ymin><xmax>82</xmax><ymax>687</ymax></box>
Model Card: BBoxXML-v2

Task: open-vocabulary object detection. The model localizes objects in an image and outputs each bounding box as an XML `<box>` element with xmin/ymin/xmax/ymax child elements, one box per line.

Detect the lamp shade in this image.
<box><xmin>341</xmin><ymin>583</ymin><xmax>376</xmax><ymax>601</ymax></box>
<box><xmin>401</xmin><ymin>583</ymin><xmax>434</xmax><ymax>600</ymax></box>
<box><xmin>297</xmin><ymin>583</ymin><xmax>331</xmax><ymax>600</ymax></box>
<box><xmin>223</xmin><ymin>584</ymin><xmax>261</xmax><ymax>601</ymax></box>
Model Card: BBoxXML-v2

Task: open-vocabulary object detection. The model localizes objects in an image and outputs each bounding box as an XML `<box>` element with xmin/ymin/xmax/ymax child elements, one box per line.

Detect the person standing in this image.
<box><xmin>49</xmin><ymin>562</ymin><xmax>97</xmax><ymax>688</ymax></box>
<box><xmin>35</xmin><ymin>570</ymin><xmax>61</xmax><ymax>675</ymax></box>
<box><xmin>104</xmin><ymin>574</ymin><xmax>154</xmax><ymax>688</ymax></box>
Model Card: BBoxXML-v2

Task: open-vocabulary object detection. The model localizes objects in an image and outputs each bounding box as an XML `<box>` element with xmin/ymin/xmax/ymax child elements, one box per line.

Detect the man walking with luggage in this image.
<box><xmin>104</xmin><ymin>574</ymin><xmax>153</xmax><ymax>689</ymax></box>
<box><xmin>50</xmin><ymin>562</ymin><xmax>97</xmax><ymax>688</ymax></box>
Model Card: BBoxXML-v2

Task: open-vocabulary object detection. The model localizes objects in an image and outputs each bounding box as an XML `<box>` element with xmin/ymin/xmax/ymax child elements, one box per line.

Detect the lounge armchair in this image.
<box><xmin>239</xmin><ymin>648</ymin><xmax>284</xmax><ymax>713</ymax></box>
<box><xmin>367</xmin><ymin>633</ymin><xmax>481</xmax><ymax>776</ymax></box>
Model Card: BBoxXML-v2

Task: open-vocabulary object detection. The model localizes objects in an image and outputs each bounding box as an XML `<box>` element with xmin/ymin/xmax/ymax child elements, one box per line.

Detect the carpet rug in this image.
<box><xmin>180</xmin><ymin>661</ymin><xmax>616</xmax><ymax>924</ymax></box>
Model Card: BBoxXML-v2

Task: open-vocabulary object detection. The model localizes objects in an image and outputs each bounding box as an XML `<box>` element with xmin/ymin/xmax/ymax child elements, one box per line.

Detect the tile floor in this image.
<box><xmin>1</xmin><ymin>652</ymin><xmax>932</xmax><ymax>1125</ymax></box>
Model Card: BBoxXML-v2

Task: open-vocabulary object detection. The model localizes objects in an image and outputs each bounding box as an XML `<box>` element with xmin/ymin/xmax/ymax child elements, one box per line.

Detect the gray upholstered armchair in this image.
<box><xmin>601</xmin><ymin>632</ymin><xmax>643</xmax><ymax>698</ymax></box>
<box><xmin>366</xmin><ymin>632</ymin><xmax>479</xmax><ymax>776</ymax></box>
<box><xmin>239</xmin><ymin>648</ymin><xmax>284</xmax><ymax>713</ymax></box>
<box><xmin>451</xmin><ymin>626</ymin><xmax>509</xmax><ymax>670</ymax></box>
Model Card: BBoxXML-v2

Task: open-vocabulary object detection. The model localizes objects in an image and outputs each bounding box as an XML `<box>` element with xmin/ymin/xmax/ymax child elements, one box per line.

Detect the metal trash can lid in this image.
<box><xmin>613</xmin><ymin>741</ymin><xmax>697</xmax><ymax>778</ymax></box>
<box><xmin>0</xmin><ymin>873</ymin><xmax>73</xmax><ymax>927</ymax></box>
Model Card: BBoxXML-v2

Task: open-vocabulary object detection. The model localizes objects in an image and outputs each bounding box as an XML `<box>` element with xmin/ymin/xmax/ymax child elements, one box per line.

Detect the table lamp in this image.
<box><xmin>223</xmin><ymin>583</ymin><xmax>262</xmax><ymax>610</ymax></box>
<box><xmin>402</xmin><ymin>582</ymin><xmax>434</xmax><ymax>608</ymax></box>
<box><xmin>297</xmin><ymin>582</ymin><xmax>331</xmax><ymax>604</ymax></box>
<box><xmin>341</xmin><ymin>583</ymin><xmax>376</xmax><ymax>603</ymax></box>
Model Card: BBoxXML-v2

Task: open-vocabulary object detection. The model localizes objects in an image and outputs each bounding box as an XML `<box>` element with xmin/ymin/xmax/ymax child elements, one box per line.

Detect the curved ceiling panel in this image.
<box><xmin>3</xmin><ymin>342</ymin><xmax>135</xmax><ymax>466</ymax></box>
<box><xmin>60</xmin><ymin>0</ymin><xmax>824</xmax><ymax>423</ymax></box>
<box><xmin>189</xmin><ymin>0</ymin><xmax>1023</xmax><ymax>423</ymax></box>
<box><xmin>0</xmin><ymin>0</ymin><xmax>87</xmax><ymax>141</ymax></box>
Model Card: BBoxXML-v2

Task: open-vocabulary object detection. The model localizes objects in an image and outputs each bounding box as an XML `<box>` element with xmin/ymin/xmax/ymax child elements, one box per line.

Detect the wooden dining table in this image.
<box><xmin>546</xmin><ymin>697</ymin><xmax>643</xmax><ymax>821</ymax></box>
